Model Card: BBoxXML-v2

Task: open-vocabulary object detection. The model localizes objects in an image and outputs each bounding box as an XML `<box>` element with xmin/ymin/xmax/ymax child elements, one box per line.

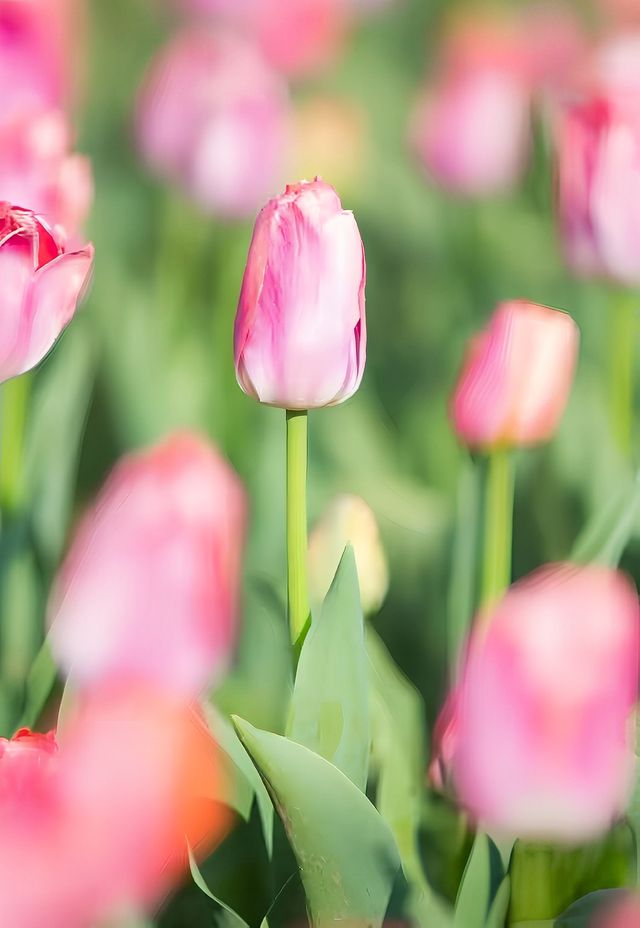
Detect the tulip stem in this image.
<box><xmin>610</xmin><ymin>291</ymin><xmax>636</xmax><ymax>460</ymax></box>
<box><xmin>481</xmin><ymin>448</ymin><xmax>515</xmax><ymax>610</ymax></box>
<box><xmin>0</xmin><ymin>374</ymin><xmax>31</xmax><ymax>516</ymax></box>
<box><xmin>286</xmin><ymin>410</ymin><xmax>310</xmax><ymax>648</ymax></box>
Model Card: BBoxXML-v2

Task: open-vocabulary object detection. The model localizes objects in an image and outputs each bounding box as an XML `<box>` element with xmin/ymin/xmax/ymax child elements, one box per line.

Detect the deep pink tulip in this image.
<box><xmin>234</xmin><ymin>179</ymin><xmax>366</xmax><ymax>409</ymax></box>
<box><xmin>0</xmin><ymin>202</ymin><xmax>93</xmax><ymax>383</ymax></box>
<box><xmin>0</xmin><ymin>687</ymin><xmax>228</xmax><ymax>927</ymax></box>
<box><xmin>450</xmin><ymin>565</ymin><xmax>639</xmax><ymax>842</ymax></box>
<box><xmin>49</xmin><ymin>433</ymin><xmax>247</xmax><ymax>695</ymax></box>
<box><xmin>451</xmin><ymin>300</ymin><xmax>579</xmax><ymax>449</ymax></box>
<box><xmin>0</xmin><ymin>109</ymin><xmax>93</xmax><ymax>238</ymax></box>
<box><xmin>136</xmin><ymin>28</ymin><xmax>291</xmax><ymax>218</ymax></box>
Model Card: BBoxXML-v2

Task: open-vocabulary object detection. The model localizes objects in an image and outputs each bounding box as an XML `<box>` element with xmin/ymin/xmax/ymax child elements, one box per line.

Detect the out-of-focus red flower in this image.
<box><xmin>0</xmin><ymin>109</ymin><xmax>92</xmax><ymax>238</ymax></box>
<box><xmin>518</xmin><ymin>2</ymin><xmax>588</xmax><ymax>94</ymax></box>
<box><xmin>450</xmin><ymin>300</ymin><xmax>579</xmax><ymax>450</ymax></box>
<box><xmin>599</xmin><ymin>0</ymin><xmax>640</xmax><ymax>24</ymax></box>
<box><xmin>0</xmin><ymin>202</ymin><xmax>93</xmax><ymax>383</ymax></box>
<box><xmin>49</xmin><ymin>432</ymin><xmax>247</xmax><ymax>696</ymax></box>
<box><xmin>0</xmin><ymin>687</ymin><xmax>228</xmax><ymax>927</ymax></box>
<box><xmin>449</xmin><ymin>564</ymin><xmax>639</xmax><ymax>843</ymax></box>
<box><xmin>136</xmin><ymin>27</ymin><xmax>291</xmax><ymax>218</ymax></box>
<box><xmin>234</xmin><ymin>179</ymin><xmax>366</xmax><ymax>410</ymax></box>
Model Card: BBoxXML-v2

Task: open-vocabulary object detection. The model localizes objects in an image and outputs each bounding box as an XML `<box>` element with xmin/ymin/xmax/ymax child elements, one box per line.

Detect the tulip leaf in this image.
<box><xmin>570</xmin><ymin>474</ymin><xmax>640</xmax><ymax>567</ymax></box>
<box><xmin>188</xmin><ymin>846</ymin><xmax>251</xmax><ymax>928</ymax></box>
<box><xmin>287</xmin><ymin>545</ymin><xmax>370</xmax><ymax>791</ymax></box>
<box><xmin>17</xmin><ymin>637</ymin><xmax>58</xmax><ymax>731</ymax></box>
<box><xmin>447</xmin><ymin>455</ymin><xmax>482</xmax><ymax>675</ymax></box>
<box><xmin>554</xmin><ymin>889</ymin><xmax>629</xmax><ymax>926</ymax></box>
<box><xmin>232</xmin><ymin>716</ymin><xmax>402</xmax><ymax>928</ymax></box>
<box><xmin>454</xmin><ymin>832</ymin><xmax>511</xmax><ymax>928</ymax></box>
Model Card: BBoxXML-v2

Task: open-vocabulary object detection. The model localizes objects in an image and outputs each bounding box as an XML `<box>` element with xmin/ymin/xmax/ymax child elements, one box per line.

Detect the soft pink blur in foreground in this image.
<box><xmin>0</xmin><ymin>688</ymin><xmax>228</xmax><ymax>928</ymax></box>
<box><xmin>596</xmin><ymin>894</ymin><xmax>640</xmax><ymax>927</ymax></box>
<box><xmin>234</xmin><ymin>179</ymin><xmax>366</xmax><ymax>409</ymax></box>
<box><xmin>451</xmin><ymin>300</ymin><xmax>579</xmax><ymax>449</ymax></box>
<box><xmin>49</xmin><ymin>432</ymin><xmax>247</xmax><ymax>695</ymax></box>
<box><xmin>0</xmin><ymin>202</ymin><xmax>93</xmax><ymax>383</ymax></box>
<box><xmin>450</xmin><ymin>565</ymin><xmax>639</xmax><ymax>842</ymax></box>
<box><xmin>136</xmin><ymin>27</ymin><xmax>290</xmax><ymax>217</ymax></box>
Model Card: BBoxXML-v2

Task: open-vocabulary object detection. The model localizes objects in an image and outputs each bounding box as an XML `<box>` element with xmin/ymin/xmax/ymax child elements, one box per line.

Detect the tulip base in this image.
<box><xmin>286</xmin><ymin>410</ymin><xmax>310</xmax><ymax>648</ymax></box>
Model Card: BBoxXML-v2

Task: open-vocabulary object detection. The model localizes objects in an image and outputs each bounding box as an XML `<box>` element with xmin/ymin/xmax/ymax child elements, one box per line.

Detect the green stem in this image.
<box><xmin>0</xmin><ymin>374</ymin><xmax>31</xmax><ymax>516</ymax></box>
<box><xmin>481</xmin><ymin>448</ymin><xmax>515</xmax><ymax>610</ymax></box>
<box><xmin>610</xmin><ymin>291</ymin><xmax>636</xmax><ymax>460</ymax></box>
<box><xmin>286</xmin><ymin>410</ymin><xmax>310</xmax><ymax>647</ymax></box>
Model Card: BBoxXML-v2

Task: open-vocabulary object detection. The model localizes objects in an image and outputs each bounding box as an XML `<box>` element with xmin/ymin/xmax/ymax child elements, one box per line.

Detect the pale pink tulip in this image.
<box><xmin>0</xmin><ymin>202</ymin><xmax>93</xmax><ymax>383</ymax></box>
<box><xmin>0</xmin><ymin>687</ymin><xmax>228</xmax><ymax>927</ymax></box>
<box><xmin>234</xmin><ymin>179</ymin><xmax>366</xmax><ymax>409</ymax></box>
<box><xmin>451</xmin><ymin>564</ymin><xmax>639</xmax><ymax>842</ymax></box>
<box><xmin>0</xmin><ymin>109</ymin><xmax>92</xmax><ymax>238</ymax></box>
<box><xmin>49</xmin><ymin>433</ymin><xmax>247</xmax><ymax>695</ymax></box>
<box><xmin>136</xmin><ymin>28</ymin><xmax>291</xmax><ymax>218</ymax></box>
<box><xmin>451</xmin><ymin>300</ymin><xmax>579</xmax><ymax>449</ymax></box>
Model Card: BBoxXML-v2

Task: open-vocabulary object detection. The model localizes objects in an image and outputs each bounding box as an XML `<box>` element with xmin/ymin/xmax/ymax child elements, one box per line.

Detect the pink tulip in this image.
<box><xmin>49</xmin><ymin>432</ymin><xmax>247</xmax><ymax>695</ymax></box>
<box><xmin>411</xmin><ymin>18</ymin><xmax>532</xmax><ymax>196</ymax></box>
<box><xmin>234</xmin><ymin>179</ymin><xmax>366</xmax><ymax>409</ymax></box>
<box><xmin>0</xmin><ymin>686</ymin><xmax>228</xmax><ymax>927</ymax></box>
<box><xmin>595</xmin><ymin>894</ymin><xmax>640</xmax><ymax>928</ymax></box>
<box><xmin>0</xmin><ymin>109</ymin><xmax>93</xmax><ymax>238</ymax></box>
<box><xmin>450</xmin><ymin>564</ymin><xmax>639</xmax><ymax>842</ymax></box>
<box><xmin>136</xmin><ymin>28</ymin><xmax>291</xmax><ymax>218</ymax></box>
<box><xmin>0</xmin><ymin>202</ymin><xmax>93</xmax><ymax>383</ymax></box>
<box><xmin>556</xmin><ymin>34</ymin><xmax>640</xmax><ymax>284</ymax></box>
<box><xmin>451</xmin><ymin>300</ymin><xmax>579</xmax><ymax>449</ymax></box>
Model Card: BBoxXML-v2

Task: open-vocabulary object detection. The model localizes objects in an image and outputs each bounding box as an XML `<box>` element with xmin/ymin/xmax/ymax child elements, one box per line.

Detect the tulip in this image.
<box><xmin>234</xmin><ymin>179</ymin><xmax>366</xmax><ymax>410</ymax></box>
<box><xmin>308</xmin><ymin>494</ymin><xmax>388</xmax><ymax>614</ymax></box>
<box><xmin>596</xmin><ymin>894</ymin><xmax>640</xmax><ymax>928</ymax></box>
<box><xmin>136</xmin><ymin>28</ymin><xmax>291</xmax><ymax>218</ymax></box>
<box><xmin>49</xmin><ymin>432</ymin><xmax>247</xmax><ymax>695</ymax></box>
<box><xmin>0</xmin><ymin>202</ymin><xmax>93</xmax><ymax>383</ymax></box>
<box><xmin>0</xmin><ymin>109</ymin><xmax>93</xmax><ymax>238</ymax></box>
<box><xmin>450</xmin><ymin>564</ymin><xmax>639</xmax><ymax>842</ymax></box>
<box><xmin>0</xmin><ymin>686</ymin><xmax>228</xmax><ymax>927</ymax></box>
<box><xmin>451</xmin><ymin>300</ymin><xmax>579</xmax><ymax>449</ymax></box>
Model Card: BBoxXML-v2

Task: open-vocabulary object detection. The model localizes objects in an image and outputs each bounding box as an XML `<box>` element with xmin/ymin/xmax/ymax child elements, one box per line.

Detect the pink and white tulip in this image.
<box><xmin>49</xmin><ymin>433</ymin><xmax>247</xmax><ymax>696</ymax></box>
<box><xmin>136</xmin><ymin>28</ymin><xmax>291</xmax><ymax>218</ymax></box>
<box><xmin>0</xmin><ymin>202</ymin><xmax>93</xmax><ymax>383</ymax></box>
<box><xmin>450</xmin><ymin>565</ymin><xmax>639</xmax><ymax>842</ymax></box>
<box><xmin>234</xmin><ymin>179</ymin><xmax>366</xmax><ymax>409</ymax></box>
<box><xmin>451</xmin><ymin>300</ymin><xmax>579</xmax><ymax>449</ymax></box>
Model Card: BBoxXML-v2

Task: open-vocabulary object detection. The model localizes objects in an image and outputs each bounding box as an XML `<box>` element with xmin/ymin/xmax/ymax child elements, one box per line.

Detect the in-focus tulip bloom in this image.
<box><xmin>308</xmin><ymin>494</ymin><xmax>388</xmax><ymax>613</ymax></box>
<box><xmin>0</xmin><ymin>687</ymin><xmax>228</xmax><ymax>928</ymax></box>
<box><xmin>556</xmin><ymin>35</ymin><xmax>640</xmax><ymax>284</ymax></box>
<box><xmin>49</xmin><ymin>432</ymin><xmax>247</xmax><ymax>695</ymax></box>
<box><xmin>451</xmin><ymin>300</ymin><xmax>579</xmax><ymax>449</ymax></box>
<box><xmin>0</xmin><ymin>109</ymin><xmax>93</xmax><ymax>237</ymax></box>
<box><xmin>450</xmin><ymin>564</ymin><xmax>639</xmax><ymax>842</ymax></box>
<box><xmin>234</xmin><ymin>179</ymin><xmax>366</xmax><ymax>409</ymax></box>
<box><xmin>411</xmin><ymin>18</ymin><xmax>532</xmax><ymax>196</ymax></box>
<box><xmin>136</xmin><ymin>28</ymin><xmax>291</xmax><ymax>219</ymax></box>
<box><xmin>0</xmin><ymin>202</ymin><xmax>93</xmax><ymax>383</ymax></box>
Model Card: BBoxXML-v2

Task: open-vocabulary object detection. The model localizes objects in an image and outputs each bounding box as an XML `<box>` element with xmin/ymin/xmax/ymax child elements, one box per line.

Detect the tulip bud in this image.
<box><xmin>308</xmin><ymin>494</ymin><xmax>388</xmax><ymax>614</ymax></box>
<box><xmin>234</xmin><ymin>179</ymin><xmax>366</xmax><ymax>409</ymax></box>
<box><xmin>136</xmin><ymin>28</ymin><xmax>291</xmax><ymax>219</ymax></box>
<box><xmin>48</xmin><ymin>432</ymin><xmax>247</xmax><ymax>696</ymax></box>
<box><xmin>0</xmin><ymin>203</ymin><xmax>93</xmax><ymax>383</ymax></box>
<box><xmin>451</xmin><ymin>300</ymin><xmax>579</xmax><ymax>449</ymax></box>
<box><xmin>450</xmin><ymin>564</ymin><xmax>639</xmax><ymax>842</ymax></box>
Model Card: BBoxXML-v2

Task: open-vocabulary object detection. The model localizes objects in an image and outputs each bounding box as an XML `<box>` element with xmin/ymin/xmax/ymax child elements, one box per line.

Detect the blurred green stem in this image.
<box><xmin>610</xmin><ymin>290</ymin><xmax>636</xmax><ymax>459</ymax></box>
<box><xmin>0</xmin><ymin>374</ymin><xmax>31</xmax><ymax>516</ymax></box>
<box><xmin>481</xmin><ymin>448</ymin><xmax>514</xmax><ymax>610</ymax></box>
<box><xmin>286</xmin><ymin>410</ymin><xmax>310</xmax><ymax>647</ymax></box>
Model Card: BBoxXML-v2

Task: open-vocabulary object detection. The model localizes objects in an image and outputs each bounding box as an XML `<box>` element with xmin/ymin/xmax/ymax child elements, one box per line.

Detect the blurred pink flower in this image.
<box><xmin>451</xmin><ymin>300</ymin><xmax>579</xmax><ymax>450</ymax></box>
<box><xmin>0</xmin><ymin>687</ymin><xmax>228</xmax><ymax>927</ymax></box>
<box><xmin>234</xmin><ymin>179</ymin><xmax>366</xmax><ymax>409</ymax></box>
<box><xmin>136</xmin><ymin>27</ymin><xmax>291</xmax><ymax>217</ymax></box>
<box><xmin>451</xmin><ymin>564</ymin><xmax>639</xmax><ymax>842</ymax></box>
<box><xmin>518</xmin><ymin>3</ymin><xmax>587</xmax><ymax>94</ymax></box>
<box><xmin>49</xmin><ymin>432</ymin><xmax>247</xmax><ymax>695</ymax></box>
<box><xmin>0</xmin><ymin>109</ymin><xmax>92</xmax><ymax>237</ymax></box>
<box><xmin>556</xmin><ymin>34</ymin><xmax>640</xmax><ymax>284</ymax></box>
<box><xmin>596</xmin><ymin>894</ymin><xmax>640</xmax><ymax>927</ymax></box>
<box><xmin>0</xmin><ymin>202</ymin><xmax>93</xmax><ymax>383</ymax></box>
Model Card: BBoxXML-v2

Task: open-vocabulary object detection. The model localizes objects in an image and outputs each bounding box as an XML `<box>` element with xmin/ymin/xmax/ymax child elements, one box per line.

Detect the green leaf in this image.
<box><xmin>454</xmin><ymin>832</ymin><xmax>510</xmax><ymax>928</ymax></box>
<box><xmin>571</xmin><ymin>475</ymin><xmax>640</xmax><ymax>567</ymax></box>
<box><xmin>447</xmin><ymin>455</ymin><xmax>482</xmax><ymax>676</ymax></box>
<box><xmin>17</xmin><ymin>638</ymin><xmax>57</xmax><ymax>731</ymax></box>
<box><xmin>232</xmin><ymin>717</ymin><xmax>402</xmax><ymax>928</ymax></box>
<box><xmin>554</xmin><ymin>889</ymin><xmax>628</xmax><ymax>927</ymax></box>
<box><xmin>188</xmin><ymin>846</ymin><xmax>251</xmax><ymax>928</ymax></box>
<box><xmin>288</xmin><ymin>546</ymin><xmax>370</xmax><ymax>791</ymax></box>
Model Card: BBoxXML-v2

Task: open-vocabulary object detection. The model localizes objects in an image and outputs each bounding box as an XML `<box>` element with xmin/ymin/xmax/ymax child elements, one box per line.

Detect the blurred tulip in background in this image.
<box><xmin>291</xmin><ymin>95</ymin><xmax>368</xmax><ymax>198</ymax></box>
